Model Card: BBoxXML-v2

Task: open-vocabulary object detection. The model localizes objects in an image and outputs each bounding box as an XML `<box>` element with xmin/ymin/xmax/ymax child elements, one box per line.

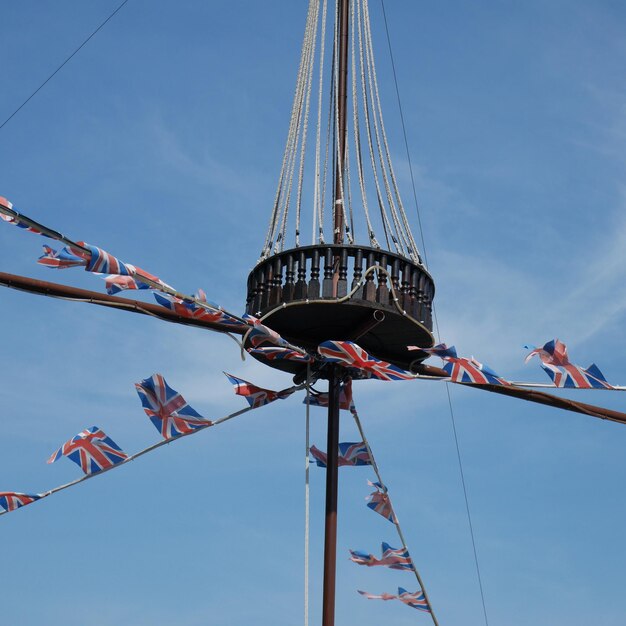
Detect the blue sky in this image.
<box><xmin>2</xmin><ymin>2</ymin><xmax>626</xmax><ymax>624</ymax></box>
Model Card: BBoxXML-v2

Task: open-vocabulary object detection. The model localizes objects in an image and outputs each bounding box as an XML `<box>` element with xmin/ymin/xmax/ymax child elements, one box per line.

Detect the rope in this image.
<box><xmin>0</xmin><ymin>0</ymin><xmax>131</xmax><ymax>132</ymax></box>
<box><xmin>350</xmin><ymin>0</ymin><xmax>380</xmax><ymax>247</ymax></box>
<box><xmin>355</xmin><ymin>0</ymin><xmax>396</xmax><ymax>252</ymax></box>
<box><xmin>304</xmin><ymin>364</ymin><xmax>312</xmax><ymax>626</ymax></box>
<box><xmin>350</xmin><ymin>392</ymin><xmax>439</xmax><ymax>626</ymax></box>
<box><xmin>361</xmin><ymin>0</ymin><xmax>410</xmax><ymax>257</ymax></box>
<box><xmin>378</xmin><ymin>3</ymin><xmax>490</xmax><ymax>623</ymax></box>
<box><xmin>0</xmin><ymin>379</ymin><xmax>310</xmax><ymax>518</ymax></box>
<box><xmin>363</xmin><ymin>0</ymin><xmax>420</xmax><ymax>263</ymax></box>
<box><xmin>313</xmin><ymin>0</ymin><xmax>329</xmax><ymax>245</ymax></box>
<box><xmin>379</xmin><ymin>0</ymin><xmax>429</xmax><ymax>269</ymax></box>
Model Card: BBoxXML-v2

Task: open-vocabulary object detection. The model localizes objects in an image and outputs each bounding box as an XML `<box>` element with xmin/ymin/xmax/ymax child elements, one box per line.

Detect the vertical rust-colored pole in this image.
<box><xmin>322</xmin><ymin>365</ymin><xmax>341</xmax><ymax>626</ymax></box>
<box><xmin>333</xmin><ymin>0</ymin><xmax>350</xmax><ymax>244</ymax></box>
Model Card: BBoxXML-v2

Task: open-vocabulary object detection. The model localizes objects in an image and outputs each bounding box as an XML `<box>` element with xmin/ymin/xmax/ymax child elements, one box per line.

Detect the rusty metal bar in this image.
<box><xmin>0</xmin><ymin>271</ymin><xmax>244</xmax><ymax>335</ymax></box>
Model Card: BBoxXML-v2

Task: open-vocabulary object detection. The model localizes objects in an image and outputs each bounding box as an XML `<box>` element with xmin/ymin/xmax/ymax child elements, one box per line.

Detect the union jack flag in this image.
<box><xmin>37</xmin><ymin>245</ymin><xmax>86</xmax><ymax>269</ymax></box>
<box><xmin>103</xmin><ymin>273</ymin><xmax>151</xmax><ymax>295</ymax></box>
<box><xmin>0</xmin><ymin>491</ymin><xmax>42</xmax><ymax>513</ymax></box>
<box><xmin>409</xmin><ymin>343</ymin><xmax>458</xmax><ymax>359</ymax></box>
<box><xmin>525</xmin><ymin>339</ymin><xmax>614</xmax><ymax>389</ymax></box>
<box><xmin>225</xmin><ymin>373</ymin><xmax>293</xmax><ymax>408</ymax></box>
<box><xmin>366</xmin><ymin>480</ymin><xmax>397</xmax><ymax>523</ymax></box>
<box><xmin>135</xmin><ymin>374</ymin><xmax>212</xmax><ymax>440</ymax></box>
<box><xmin>318</xmin><ymin>341</ymin><xmax>413</xmax><ymax>381</ymax></box>
<box><xmin>304</xmin><ymin>380</ymin><xmax>354</xmax><ymax>411</ymax></box>
<box><xmin>0</xmin><ymin>197</ymin><xmax>47</xmax><ymax>235</ymax></box>
<box><xmin>443</xmin><ymin>355</ymin><xmax>510</xmax><ymax>386</ymax></box>
<box><xmin>350</xmin><ymin>543</ymin><xmax>413</xmax><ymax>570</ymax></box>
<box><xmin>357</xmin><ymin>588</ymin><xmax>430</xmax><ymax>613</ymax></box>
<box><xmin>76</xmin><ymin>242</ymin><xmax>132</xmax><ymax>275</ymax></box>
<box><xmin>246</xmin><ymin>320</ymin><xmax>290</xmax><ymax>348</ymax></box>
<box><xmin>349</xmin><ymin>549</ymin><xmax>379</xmax><ymax>567</ymax></box>
<box><xmin>309</xmin><ymin>442</ymin><xmax>371</xmax><ymax>467</ymax></box>
<box><xmin>249</xmin><ymin>346</ymin><xmax>314</xmax><ymax>363</ymax></box>
<box><xmin>397</xmin><ymin>587</ymin><xmax>431</xmax><ymax>612</ymax></box>
<box><xmin>357</xmin><ymin>590</ymin><xmax>398</xmax><ymax>601</ymax></box>
<box><xmin>153</xmin><ymin>292</ymin><xmax>248</xmax><ymax>331</ymax></box>
<box><xmin>48</xmin><ymin>426</ymin><xmax>128</xmax><ymax>474</ymax></box>
<box><xmin>378</xmin><ymin>543</ymin><xmax>414</xmax><ymax>570</ymax></box>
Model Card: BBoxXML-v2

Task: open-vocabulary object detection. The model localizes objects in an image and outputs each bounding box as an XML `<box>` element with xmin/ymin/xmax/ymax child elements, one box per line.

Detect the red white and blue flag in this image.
<box><xmin>246</xmin><ymin>320</ymin><xmax>290</xmax><ymax>348</ymax></box>
<box><xmin>0</xmin><ymin>196</ymin><xmax>47</xmax><ymax>235</ymax></box>
<box><xmin>366</xmin><ymin>480</ymin><xmax>397</xmax><ymax>524</ymax></box>
<box><xmin>249</xmin><ymin>346</ymin><xmax>314</xmax><ymax>364</ymax></box>
<box><xmin>154</xmin><ymin>292</ymin><xmax>248</xmax><ymax>332</ymax></box>
<box><xmin>413</xmin><ymin>343</ymin><xmax>509</xmax><ymax>385</ymax></box>
<box><xmin>48</xmin><ymin>427</ymin><xmax>128</xmax><ymax>474</ymax></box>
<box><xmin>135</xmin><ymin>374</ymin><xmax>212</xmax><ymax>439</ymax></box>
<box><xmin>409</xmin><ymin>343</ymin><xmax>458</xmax><ymax>359</ymax></box>
<box><xmin>0</xmin><ymin>492</ymin><xmax>42</xmax><ymax>513</ymax></box>
<box><xmin>358</xmin><ymin>588</ymin><xmax>430</xmax><ymax>613</ymax></box>
<box><xmin>38</xmin><ymin>245</ymin><xmax>86</xmax><ymax>269</ymax></box>
<box><xmin>443</xmin><ymin>355</ymin><xmax>510</xmax><ymax>386</ymax></box>
<box><xmin>525</xmin><ymin>339</ymin><xmax>614</xmax><ymax>389</ymax></box>
<box><xmin>350</xmin><ymin>542</ymin><xmax>414</xmax><ymax>571</ymax></box>
<box><xmin>397</xmin><ymin>588</ymin><xmax>431</xmax><ymax>612</ymax></box>
<box><xmin>318</xmin><ymin>341</ymin><xmax>413</xmax><ymax>381</ymax></box>
<box><xmin>310</xmin><ymin>442</ymin><xmax>371</xmax><ymax>467</ymax></box>
<box><xmin>304</xmin><ymin>380</ymin><xmax>354</xmax><ymax>411</ymax></box>
<box><xmin>225</xmin><ymin>373</ymin><xmax>293</xmax><ymax>408</ymax></box>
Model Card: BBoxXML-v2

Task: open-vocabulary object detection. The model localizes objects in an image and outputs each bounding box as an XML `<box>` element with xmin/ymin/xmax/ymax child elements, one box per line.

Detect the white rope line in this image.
<box><xmin>362</xmin><ymin>0</ymin><xmax>420</xmax><ymax>262</ymax></box>
<box><xmin>361</xmin><ymin>0</ymin><xmax>409</xmax><ymax>256</ymax></box>
<box><xmin>313</xmin><ymin>0</ymin><xmax>329</xmax><ymax>245</ymax></box>
<box><xmin>355</xmin><ymin>0</ymin><xmax>396</xmax><ymax>252</ymax></box>
<box><xmin>304</xmin><ymin>364</ymin><xmax>312</xmax><ymax>626</ymax></box>
<box><xmin>350</xmin><ymin>0</ymin><xmax>379</xmax><ymax>248</ymax></box>
<box><xmin>262</xmin><ymin>0</ymin><xmax>317</xmax><ymax>259</ymax></box>
<box><xmin>296</xmin><ymin>0</ymin><xmax>321</xmax><ymax>248</ymax></box>
<box><xmin>350</xmin><ymin>398</ymin><xmax>440</xmax><ymax>626</ymax></box>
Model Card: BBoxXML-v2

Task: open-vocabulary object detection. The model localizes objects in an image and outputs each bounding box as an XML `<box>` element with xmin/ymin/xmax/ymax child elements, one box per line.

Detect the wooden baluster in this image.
<box><xmin>283</xmin><ymin>254</ymin><xmax>295</xmax><ymax>302</ymax></box>
<box><xmin>416</xmin><ymin>273</ymin><xmax>427</xmax><ymax>323</ymax></box>
<box><xmin>363</xmin><ymin>251</ymin><xmax>376</xmax><ymax>302</ymax></box>
<box><xmin>294</xmin><ymin>252</ymin><xmax>307</xmax><ymax>300</ymax></box>
<box><xmin>376</xmin><ymin>253</ymin><xmax>389</xmax><ymax>305</ymax></box>
<box><xmin>352</xmin><ymin>249</ymin><xmax>363</xmax><ymax>299</ymax></box>
<box><xmin>254</xmin><ymin>266</ymin><xmax>266</xmax><ymax>314</ymax></box>
<box><xmin>269</xmin><ymin>256</ymin><xmax>283</xmax><ymax>306</ymax></box>
<box><xmin>337</xmin><ymin>248</ymin><xmax>348</xmax><ymax>298</ymax></box>
<box><xmin>409</xmin><ymin>268</ymin><xmax>419</xmax><ymax>318</ymax></box>
<box><xmin>401</xmin><ymin>262</ymin><xmax>411</xmax><ymax>313</ymax></box>
<box><xmin>390</xmin><ymin>258</ymin><xmax>401</xmax><ymax>308</ymax></box>
<box><xmin>322</xmin><ymin>248</ymin><xmax>334</xmax><ymax>298</ymax></box>
<box><xmin>424</xmin><ymin>281</ymin><xmax>434</xmax><ymax>329</ymax></box>
<box><xmin>309</xmin><ymin>249</ymin><xmax>321</xmax><ymax>299</ymax></box>
<box><xmin>261</xmin><ymin>264</ymin><xmax>273</xmax><ymax>311</ymax></box>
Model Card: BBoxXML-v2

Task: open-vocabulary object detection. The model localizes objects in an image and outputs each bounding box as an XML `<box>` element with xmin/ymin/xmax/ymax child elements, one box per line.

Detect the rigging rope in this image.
<box><xmin>350</xmin><ymin>394</ymin><xmax>439</xmax><ymax>626</ymax></box>
<box><xmin>379</xmin><ymin>3</ymin><xmax>490</xmax><ymax>623</ymax></box>
<box><xmin>0</xmin><ymin>0</ymin><xmax>131</xmax><ymax>132</ymax></box>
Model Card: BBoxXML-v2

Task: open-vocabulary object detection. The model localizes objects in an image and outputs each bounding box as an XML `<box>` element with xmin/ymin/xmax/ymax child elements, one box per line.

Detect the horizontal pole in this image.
<box><xmin>0</xmin><ymin>271</ymin><xmax>245</xmax><ymax>335</ymax></box>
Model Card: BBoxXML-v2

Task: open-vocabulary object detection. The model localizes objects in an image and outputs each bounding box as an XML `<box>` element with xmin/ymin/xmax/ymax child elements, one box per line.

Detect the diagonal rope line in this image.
<box><xmin>0</xmin><ymin>0</ymin><xmax>130</xmax><ymax>132</ymax></box>
<box><xmin>380</xmin><ymin>2</ymin><xmax>490</xmax><ymax>624</ymax></box>
<box><xmin>379</xmin><ymin>0</ymin><xmax>429</xmax><ymax>268</ymax></box>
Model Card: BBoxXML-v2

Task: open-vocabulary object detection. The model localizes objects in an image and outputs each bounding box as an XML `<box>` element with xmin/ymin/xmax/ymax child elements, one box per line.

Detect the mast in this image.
<box><xmin>333</xmin><ymin>0</ymin><xmax>350</xmax><ymax>244</ymax></box>
<box><xmin>323</xmin><ymin>4</ymin><xmax>350</xmax><ymax>623</ymax></box>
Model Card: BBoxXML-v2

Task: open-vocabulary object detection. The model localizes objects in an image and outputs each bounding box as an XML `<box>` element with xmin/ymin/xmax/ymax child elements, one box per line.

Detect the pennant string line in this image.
<box><xmin>0</xmin><ymin>381</ymin><xmax>307</xmax><ymax>518</ymax></box>
<box><xmin>0</xmin><ymin>202</ymin><xmax>249</xmax><ymax>325</ymax></box>
<box><xmin>349</xmin><ymin>391</ymin><xmax>440</xmax><ymax>626</ymax></box>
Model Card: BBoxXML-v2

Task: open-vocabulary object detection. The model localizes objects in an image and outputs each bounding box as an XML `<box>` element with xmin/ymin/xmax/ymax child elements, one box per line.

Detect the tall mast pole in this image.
<box><xmin>323</xmin><ymin>3</ymin><xmax>350</xmax><ymax>623</ymax></box>
<box><xmin>333</xmin><ymin>0</ymin><xmax>350</xmax><ymax>245</ymax></box>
